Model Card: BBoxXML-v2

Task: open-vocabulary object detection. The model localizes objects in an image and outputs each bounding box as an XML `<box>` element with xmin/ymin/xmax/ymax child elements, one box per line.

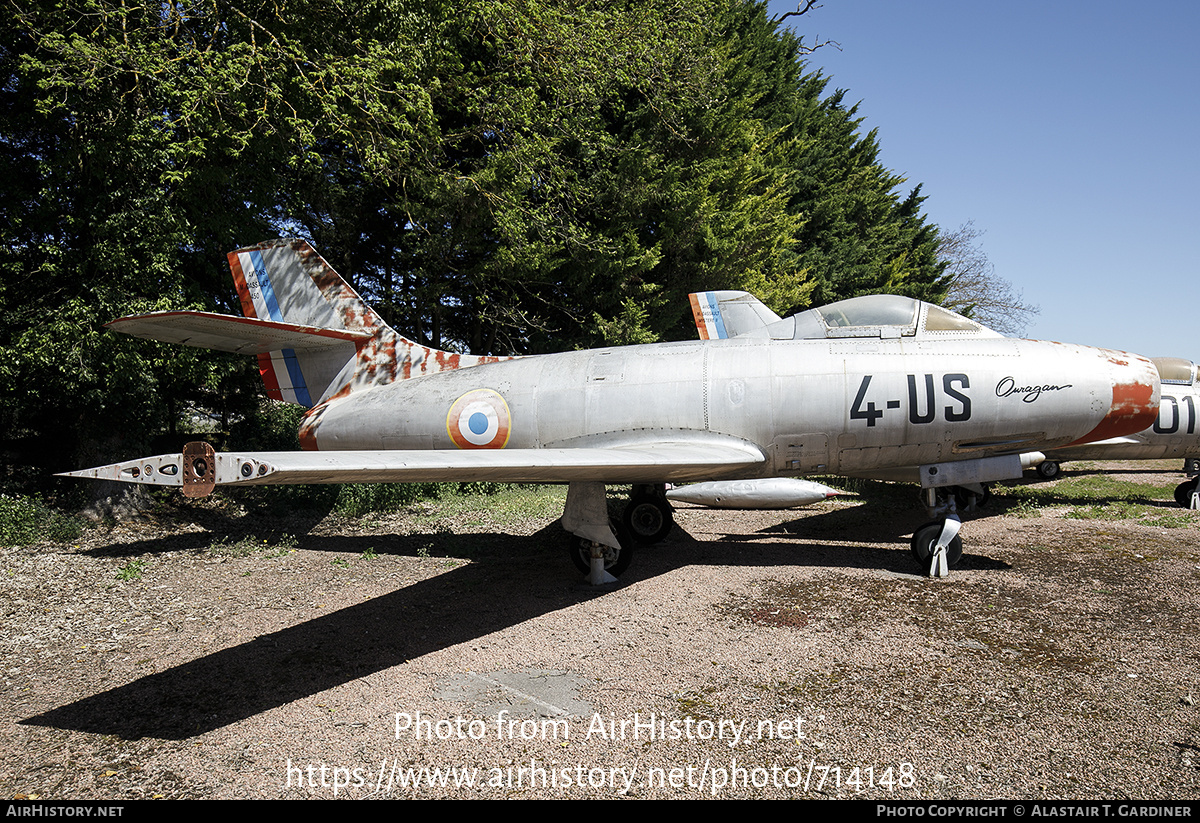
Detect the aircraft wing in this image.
<box><xmin>60</xmin><ymin>440</ymin><xmax>767</xmax><ymax>496</ymax></box>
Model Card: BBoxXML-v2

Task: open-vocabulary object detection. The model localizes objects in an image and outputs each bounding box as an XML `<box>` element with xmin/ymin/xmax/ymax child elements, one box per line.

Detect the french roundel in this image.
<box><xmin>446</xmin><ymin>389</ymin><xmax>512</xmax><ymax>449</ymax></box>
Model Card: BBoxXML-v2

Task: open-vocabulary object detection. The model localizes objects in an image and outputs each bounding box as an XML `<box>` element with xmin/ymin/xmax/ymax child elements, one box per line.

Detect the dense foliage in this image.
<box><xmin>1</xmin><ymin>0</ymin><xmax>948</xmax><ymax>498</ymax></box>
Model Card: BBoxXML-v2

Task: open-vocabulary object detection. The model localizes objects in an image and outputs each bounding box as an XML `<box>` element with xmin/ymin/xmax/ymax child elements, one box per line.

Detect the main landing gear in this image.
<box><xmin>561</xmin><ymin>483</ymin><xmax>675</xmax><ymax>585</ymax></box>
<box><xmin>622</xmin><ymin>484</ymin><xmax>675</xmax><ymax>545</ymax></box>
<box><xmin>568</xmin><ymin>520</ymin><xmax>634</xmax><ymax>578</ymax></box>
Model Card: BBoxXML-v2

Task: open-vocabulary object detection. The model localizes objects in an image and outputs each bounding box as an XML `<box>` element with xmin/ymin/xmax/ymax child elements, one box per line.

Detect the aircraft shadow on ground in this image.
<box><xmin>26</xmin><ymin>525</ymin><xmax>592</xmax><ymax>739</ymax></box>
<box><xmin>80</xmin><ymin>498</ymin><xmax>339</xmax><ymax>559</ymax></box>
<box><xmin>27</xmin><ymin>507</ymin><xmax>1008</xmax><ymax>740</ymax></box>
<box><xmin>666</xmin><ymin>502</ymin><xmax>1012</xmax><ymax>575</ymax></box>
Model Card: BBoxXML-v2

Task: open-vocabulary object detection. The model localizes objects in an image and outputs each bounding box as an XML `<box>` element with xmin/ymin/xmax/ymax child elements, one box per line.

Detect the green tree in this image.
<box><xmin>780</xmin><ymin>78</ymin><xmax>948</xmax><ymax>308</ymax></box>
<box><xmin>285</xmin><ymin>1</ymin><xmax>776</xmax><ymax>353</ymax></box>
<box><xmin>289</xmin><ymin>0</ymin><xmax>815</xmax><ymax>353</ymax></box>
<box><xmin>1</xmin><ymin>0</ymin><xmax>448</xmax><ymax>491</ymax></box>
<box><xmin>1</xmin><ymin>0</ymin><xmax>950</xmax><ymax>500</ymax></box>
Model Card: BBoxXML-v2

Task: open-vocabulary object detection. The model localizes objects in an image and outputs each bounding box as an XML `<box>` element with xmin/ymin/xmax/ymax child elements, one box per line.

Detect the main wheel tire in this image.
<box><xmin>1036</xmin><ymin>461</ymin><xmax>1061</xmax><ymax>480</ymax></box>
<box><xmin>1175</xmin><ymin>478</ymin><xmax>1200</xmax><ymax>509</ymax></box>
<box><xmin>910</xmin><ymin>520</ymin><xmax>964</xmax><ymax>570</ymax></box>
<box><xmin>623</xmin><ymin>494</ymin><xmax>674</xmax><ymax>545</ymax></box>
<box><xmin>568</xmin><ymin>521</ymin><xmax>634</xmax><ymax>577</ymax></box>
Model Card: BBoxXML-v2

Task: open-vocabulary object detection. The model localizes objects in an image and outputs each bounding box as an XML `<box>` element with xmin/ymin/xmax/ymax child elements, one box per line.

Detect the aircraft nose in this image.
<box><xmin>1070</xmin><ymin>350</ymin><xmax>1160</xmax><ymax>445</ymax></box>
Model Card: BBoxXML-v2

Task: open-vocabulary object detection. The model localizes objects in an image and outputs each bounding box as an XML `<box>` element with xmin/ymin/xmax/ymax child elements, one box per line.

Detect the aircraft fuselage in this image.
<box><xmin>305</xmin><ymin>335</ymin><xmax>1158</xmax><ymax>483</ymax></box>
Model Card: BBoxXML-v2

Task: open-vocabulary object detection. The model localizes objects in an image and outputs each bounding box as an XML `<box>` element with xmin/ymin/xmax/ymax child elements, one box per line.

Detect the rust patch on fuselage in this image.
<box><xmin>434</xmin><ymin>350</ymin><xmax>461</xmax><ymax>371</ymax></box>
<box><xmin>1069</xmin><ymin>379</ymin><xmax>1158</xmax><ymax>446</ymax></box>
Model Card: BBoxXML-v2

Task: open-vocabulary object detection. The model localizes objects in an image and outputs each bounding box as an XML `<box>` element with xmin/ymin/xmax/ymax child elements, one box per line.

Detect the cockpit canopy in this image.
<box><xmin>753</xmin><ymin>294</ymin><xmax>1002</xmax><ymax>341</ymax></box>
<box><xmin>1152</xmin><ymin>357</ymin><xmax>1198</xmax><ymax>386</ymax></box>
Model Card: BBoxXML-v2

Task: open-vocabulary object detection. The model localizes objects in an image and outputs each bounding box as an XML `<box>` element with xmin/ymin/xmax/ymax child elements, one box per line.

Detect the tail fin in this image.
<box><xmin>688</xmin><ymin>290</ymin><xmax>782</xmax><ymax>340</ymax></box>
<box><xmin>227</xmin><ymin>240</ymin><xmax>374</xmax><ymax>406</ymax></box>
<box><xmin>227</xmin><ymin>240</ymin><xmax>505</xmax><ymax>407</ymax></box>
<box><xmin>109</xmin><ymin>239</ymin><xmax>505</xmax><ymax>409</ymax></box>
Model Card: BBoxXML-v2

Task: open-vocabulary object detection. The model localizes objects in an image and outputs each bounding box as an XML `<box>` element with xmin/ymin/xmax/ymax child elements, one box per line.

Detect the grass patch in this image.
<box><xmin>117</xmin><ymin>559</ymin><xmax>147</xmax><ymax>580</ymax></box>
<box><xmin>1065</xmin><ymin>501</ymin><xmax>1154</xmax><ymax>521</ymax></box>
<box><xmin>997</xmin><ymin>474</ymin><xmax>1196</xmax><ymax>526</ymax></box>
<box><xmin>1002</xmin><ymin>475</ymin><xmax>1178</xmax><ymax>505</ymax></box>
<box><xmin>207</xmin><ymin>534</ymin><xmax>298</xmax><ymax>557</ymax></box>
<box><xmin>333</xmin><ymin>481</ymin><xmax>532</xmax><ymax>518</ymax></box>
<box><xmin>1144</xmin><ymin>513</ymin><xmax>1197</xmax><ymax>529</ymax></box>
<box><xmin>1010</xmin><ymin>498</ymin><xmax>1042</xmax><ymax>519</ymax></box>
<box><xmin>334</xmin><ymin>483</ymin><xmax>444</xmax><ymax>517</ymax></box>
<box><xmin>409</xmin><ymin>484</ymin><xmax>565</xmax><ymax>520</ymax></box>
<box><xmin>0</xmin><ymin>495</ymin><xmax>84</xmax><ymax>546</ymax></box>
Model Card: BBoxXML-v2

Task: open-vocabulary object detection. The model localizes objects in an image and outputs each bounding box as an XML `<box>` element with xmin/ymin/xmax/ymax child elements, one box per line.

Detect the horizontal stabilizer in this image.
<box><xmin>107</xmin><ymin>311</ymin><xmax>370</xmax><ymax>355</ymax></box>
<box><xmin>60</xmin><ymin>441</ymin><xmax>767</xmax><ymax>494</ymax></box>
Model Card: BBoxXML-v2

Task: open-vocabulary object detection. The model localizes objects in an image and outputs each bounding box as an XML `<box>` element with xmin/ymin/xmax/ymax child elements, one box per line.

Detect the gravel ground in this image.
<box><xmin>3</xmin><ymin>463</ymin><xmax>1200</xmax><ymax>800</ymax></box>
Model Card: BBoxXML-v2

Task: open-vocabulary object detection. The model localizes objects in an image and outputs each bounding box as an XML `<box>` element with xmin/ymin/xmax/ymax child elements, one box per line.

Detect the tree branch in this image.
<box><xmin>772</xmin><ymin>2</ymin><xmax>841</xmax><ymax>55</ymax></box>
<box><xmin>774</xmin><ymin>0</ymin><xmax>821</xmax><ymax>23</ymax></box>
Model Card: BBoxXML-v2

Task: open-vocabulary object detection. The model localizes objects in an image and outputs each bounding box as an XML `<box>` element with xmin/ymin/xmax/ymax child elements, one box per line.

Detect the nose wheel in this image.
<box><xmin>914</xmin><ymin>487</ymin><xmax>965</xmax><ymax>577</ymax></box>
<box><xmin>910</xmin><ymin>519</ymin><xmax>963</xmax><ymax>577</ymax></box>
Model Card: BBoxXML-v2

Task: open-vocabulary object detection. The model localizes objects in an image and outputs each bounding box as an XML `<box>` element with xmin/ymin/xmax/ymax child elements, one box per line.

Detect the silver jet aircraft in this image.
<box><xmin>1033</xmin><ymin>357</ymin><xmax>1200</xmax><ymax>507</ymax></box>
<box><xmin>65</xmin><ymin>241</ymin><xmax>1161</xmax><ymax>582</ymax></box>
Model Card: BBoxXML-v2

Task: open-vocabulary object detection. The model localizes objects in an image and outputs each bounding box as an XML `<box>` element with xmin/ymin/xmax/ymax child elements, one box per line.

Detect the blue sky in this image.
<box><xmin>766</xmin><ymin>0</ymin><xmax>1198</xmax><ymax>358</ymax></box>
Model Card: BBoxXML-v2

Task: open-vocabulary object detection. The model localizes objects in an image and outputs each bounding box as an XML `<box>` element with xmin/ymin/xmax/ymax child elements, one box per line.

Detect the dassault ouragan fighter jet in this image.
<box><xmin>688</xmin><ymin>292</ymin><xmax>1200</xmax><ymax>511</ymax></box>
<box><xmin>1032</xmin><ymin>357</ymin><xmax>1200</xmax><ymax>507</ymax></box>
<box><xmin>64</xmin><ymin>241</ymin><xmax>1161</xmax><ymax>583</ymax></box>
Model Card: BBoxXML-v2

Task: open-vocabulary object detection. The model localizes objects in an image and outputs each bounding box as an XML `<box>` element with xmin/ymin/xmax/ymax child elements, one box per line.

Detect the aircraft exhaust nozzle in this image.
<box><xmin>666</xmin><ymin>478</ymin><xmax>845</xmax><ymax>509</ymax></box>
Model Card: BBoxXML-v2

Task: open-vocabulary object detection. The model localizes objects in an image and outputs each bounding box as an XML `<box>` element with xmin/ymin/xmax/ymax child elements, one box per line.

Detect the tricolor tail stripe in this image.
<box><xmin>246</xmin><ymin>251</ymin><xmax>283</xmax><ymax>321</ymax></box>
<box><xmin>224</xmin><ymin>239</ymin><xmax>512</xmax><ymax>424</ymax></box>
<box><xmin>228</xmin><ymin>249</ymin><xmax>314</xmax><ymax>407</ymax></box>
<box><xmin>689</xmin><ymin>292</ymin><xmax>729</xmax><ymax>340</ymax></box>
<box><xmin>268</xmin><ymin>350</ymin><xmax>312</xmax><ymax>407</ymax></box>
